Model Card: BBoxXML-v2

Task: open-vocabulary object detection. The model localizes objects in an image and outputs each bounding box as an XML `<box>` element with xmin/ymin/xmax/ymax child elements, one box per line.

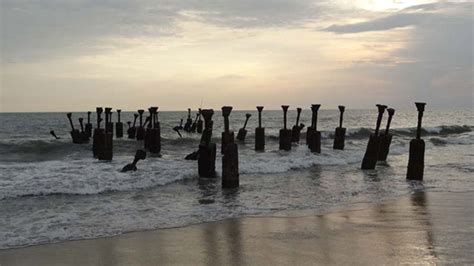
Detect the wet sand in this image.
<box><xmin>1</xmin><ymin>191</ymin><xmax>473</xmax><ymax>265</ymax></box>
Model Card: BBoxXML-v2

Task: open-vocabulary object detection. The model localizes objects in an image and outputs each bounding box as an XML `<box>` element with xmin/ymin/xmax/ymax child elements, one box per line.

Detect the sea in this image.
<box><xmin>0</xmin><ymin>108</ymin><xmax>472</xmax><ymax>249</ymax></box>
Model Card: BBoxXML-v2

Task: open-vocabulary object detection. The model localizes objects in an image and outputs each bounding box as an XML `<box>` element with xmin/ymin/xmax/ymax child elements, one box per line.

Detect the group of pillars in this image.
<box><xmin>182</xmin><ymin>108</ymin><xmax>204</xmax><ymax>134</ymax></box>
<box><xmin>125</xmin><ymin>108</ymin><xmax>162</xmax><ymax>154</ymax></box>
<box><xmin>67</xmin><ymin>107</ymin><xmax>161</xmax><ymax>164</ymax></box>
<box><xmin>361</xmin><ymin>104</ymin><xmax>399</xmax><ymax>169</ymax></box>
<box><xmin>195</xmin><ymin>107</ymin><xmax>239</xmax><ymax>188</ymax></box>
<box><xmin>360</xmin><ymin>102</ymin><xmax>426</xmax><ymax>180</ymax></box>
<box><xmin>67</xmin><ymin>102</ymin><xmax>427</xmax><ymax>181</ymax></box>
<box><xmin>278</xmin><ymin>104</ymin><xmax>345</xmax><ymax>153</ymax></box>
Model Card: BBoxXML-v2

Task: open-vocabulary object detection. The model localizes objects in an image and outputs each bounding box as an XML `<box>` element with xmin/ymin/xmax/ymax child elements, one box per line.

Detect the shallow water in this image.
<box><xmin>0</xmin><ymin>108</ymin><xmax>472</xmax><ymax>249</ymax></box>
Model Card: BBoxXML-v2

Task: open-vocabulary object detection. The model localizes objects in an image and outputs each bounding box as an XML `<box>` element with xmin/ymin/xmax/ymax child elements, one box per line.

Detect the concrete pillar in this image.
<box><xmin>333</xmin><ymin>105</ymin><xmax>346</xmax><ymax>150</ymax></box>
<box><xmin>407</xmin><ymin>102</ymin><xmax>426</xmax><ymax>180</ymax></box>
<box><xmin>279</xmin><ymin>105</ymin><xmax>292</xmax><ymax>151</ymax></box>
<box><xmin>361</xmin><ymin>104</ymin><xmax>386</xmax><ymax>169</ymax></box>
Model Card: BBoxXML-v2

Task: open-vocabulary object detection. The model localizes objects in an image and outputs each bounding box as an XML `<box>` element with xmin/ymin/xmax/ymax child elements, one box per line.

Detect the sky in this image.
<box><xmin>1</xmin><ymin>0</ymin><xmax>473</xmax><ymax>112</ymax></box>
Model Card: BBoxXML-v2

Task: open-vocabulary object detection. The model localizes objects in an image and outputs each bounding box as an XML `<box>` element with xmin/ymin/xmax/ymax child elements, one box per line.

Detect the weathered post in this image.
<box><xmin>115</xmin><ymin>109</ymin><xmax>123</xmax><ymax>138</ymax></box>
<box><xmin>85</xmin><ymin>111</ymin><xmax>93</xmax><ymax>138</ymax></box>
<box><xmin>255</xmin><ymin>106</ymin><xmax>265</xmax><ymax>151</ymax></box>
<box><xmin>333</xmin><ymin>105</ymin><xmax>346</xmax><ymax>150</ymax></box>
<box><xmin>100</xmin><ymin>108</ymin><xmax>114</xmax><ymax>160</ymax></box>
<box><xmin>378</xmin><ymin>108</ymin><xmax>395</xmax><ymax>161</ymax></box>
<box><xmin>236</xmin><ymin>113</ymin><xmax>252</xmax><ymax>141</ymax></box>
<box><xmin>144</xmin><ymin>109</ymin><xmax>153</xmax><ymax>150</ymax></box>
<box><xmin>279</xmin><ymin>105</ymin><xmax>292</xmax><ymax>151</ymax></box>
<box><xmin>92</xmin><ymin>107</ymin><xmax>104</xmax><ymax>158</ymax></box>
<box><xmin>146</xmin><ymin>107</ymin><xmax>161</xmax><ymax>154</ymax></box>
<box><xmin>66</xmin><ymin>113</ymin><xmax>82</xmax><ymax>144</ymax></box>
<box><xmin>307</xmin><ymin>104</ymin><xmax>321</xmax><ymax>153</ymax></box>
<box><xmin>78</xmin><ymin>117</ymin><xmax>89</xmax><ymax>143</ymax></box>
<box><xmin>222</xmin><ymin>109</ymin><xmax>239</xmax><ymax>188</ymax></box>
<box><xmin>221</xmin><ymin>106</ymin><xmax>235</xmax><ymax>154</ymax></box>
<box><xmin>190</xmin><ymin>113</ymin><xmax>199</xmax><ymax>133</ymax></box>
<box><xmin>121</xmin><ymin>150</ymin><xmax>147</xmax><ymax>172</ymax></box>
<box><xmin>127</xmin><ymin>114</ymin><xmax>138</xmax><ymax>139</ymax></box>
<box><xmin>105</xmin><ymin>108</ymin><xmax>114</xmax><ymax>135</ymax></box>
<box><xmin>361</xmin><ymin>104</ymin><xmax>386</xmax><ymax>169</ymax></box>
<box><xmin>198</xmin><ymin>109</ymin><xmax>216</xmax><ymax>178</ymax></box>
<box><xmin>291</xmin><ymin>108</ymin><xmax>304</xmax><ymax>143</ymax></box>
<box><xmin>184</xmin><ymin>108</ymin><xmax>193</xmax><ymax>132</ymax></box>
<box><xmin>196</xmin><ymin>109</ymin><xmax>203</xmax><ymax>133</ymax></box>
<box><xmin>136</xmin><ymin>109</ymin><xmax>145</xmax><ymax>140</ymax></box>
<box><xmin>407</xmin><ymin>103</ymin><xmax>426</xmax><ymax>180</ymax></box>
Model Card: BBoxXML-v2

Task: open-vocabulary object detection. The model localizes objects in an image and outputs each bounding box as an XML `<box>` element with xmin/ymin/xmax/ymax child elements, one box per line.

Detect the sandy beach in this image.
<box><xmin>1</xmin><ymin>191</ymin><xmax>472</xmax><ymax>265</ymax></box>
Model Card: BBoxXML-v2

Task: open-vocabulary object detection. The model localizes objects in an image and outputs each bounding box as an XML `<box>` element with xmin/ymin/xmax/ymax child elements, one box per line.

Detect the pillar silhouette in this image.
<box><xmin>333</xmin><ymin>105</ymin><xmax>346</xmax><ymax>150</ymax></box>
<box><xmin>136</xmin><ymin>109</ymin><xmax>145</xmax><ymax>140</ymax></box>
<box><xmin>279</xmin><ymin>105</ymin><xmax>292</xmax><ymax>151</ymax></box>
<box><xmin>198</xmin><ymin>109</ymin><xmax>216</xmax><ymax>178</ymax></box>
<box><xmin>236</xmin><ymin>113</ymin><xmax>252</xmax><ymax>141</ymax></box>
<box><xmin>221</xmin><ymin>106</ymin><xmax>235</xmax><ymax>154</ymax></box>
<box><xmin>115</xmin><ymin>109</ymin><xmax>123</xmax><ymax>138</ymax></box>
<box><xmin>308</xmin><ymin>104</ymin><xmax>321</xmax><ymax>153</ymax></box>
<box><xmin>85</xmin><ymin>111</ymin><xmax>92</xmax><ymax>138</ymax></box>
<box><xmin>407</xmin><ymin>102</ymin><xmax>426</xmax><ymax>180</ymax></box>
<box><xmin>361</xmin><ymin>104</ymin><xmax>386</xmax><ymax>169</ymax></box>
<box><xmin>291</xmin><ymin>108</ymin><xmax>304</xmax><ymax>143</ymax></box>
<box><xmin>255</xmin><ymin>106</ymin><xmax>265</xmax><ymax>151</ymax></box>
<box><xmin>378</xmin><ymin>108</ymin><xmax>395</xmax><ymax>161</ymax></box>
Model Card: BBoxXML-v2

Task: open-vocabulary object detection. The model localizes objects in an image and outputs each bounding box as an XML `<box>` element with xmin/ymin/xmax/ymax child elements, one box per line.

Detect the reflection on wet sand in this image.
<box><xmin>0</xmin><ymin>192</ymin><xmax>472</xmax><ymax>265</ymax></box>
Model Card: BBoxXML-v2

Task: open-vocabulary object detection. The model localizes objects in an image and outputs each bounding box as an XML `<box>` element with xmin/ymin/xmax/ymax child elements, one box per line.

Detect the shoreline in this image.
<box><xmin>1</xmin><ymin>191</ymin><xmax>473</xmax><ymax>265</ymax></box>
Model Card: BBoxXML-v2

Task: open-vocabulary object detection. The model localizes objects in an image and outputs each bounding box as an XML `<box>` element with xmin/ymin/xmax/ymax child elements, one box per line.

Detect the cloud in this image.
<box><xmin>321</xmin><ymin>2</ymin><xmax>473</xmax><ymax>107</ymax></box>
<box><xmin>323</xmin><ymin>2</ymin><xmax>471</xmax><ymax>33</ymax></box>
<box><xmin>324</xmin><ymin>12</ymin><xmax>430</xmax><ymax>33</ymax></box>
<box><xmin>0</xmin><ymin>0</ymin><xmax>329</xmax><ymax>63</ymax></box>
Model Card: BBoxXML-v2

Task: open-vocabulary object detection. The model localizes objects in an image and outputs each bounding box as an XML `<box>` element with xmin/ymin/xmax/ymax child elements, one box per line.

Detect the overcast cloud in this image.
<box><xmin>1</xmin><ymin>0</ymin><xmax>472</xmax><ymax>111</ymax></box>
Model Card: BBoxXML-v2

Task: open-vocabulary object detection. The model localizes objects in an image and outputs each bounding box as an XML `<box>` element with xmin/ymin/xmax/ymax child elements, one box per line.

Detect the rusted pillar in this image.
<box><xmin>144</xmin><ymin>109</ymin><xmax>153</xmax><ymax>150</ymax></box>
<box><xmin>333</xmin><ymin>105</ymin><xmax>346</xmax><ymax>150</ymax></box>
<box><xmin>361</xmin><ymin>104</ymin><xmax>386</xmax><ymax>169</ymax></box>
<box><xmin>236</xmin><ymin>113</ymin><xmax>252</xmax><ymax>141</ymax></box>
<box><xmin>99</xmin><ymin>108</ymin><xmax>113</xmax><ymax>160</ymax></box>
<box><xmin>378</xmin><ymin>108</ymin><xmax>395</xmax><ymax>161</ymax></box>
<box><xmin>221</xmin><ymin>106</ymin><xmax>235</xmax><ymax>154</ymax></box>
<box><xmin>85</xmin><ymin>111</ymin><xmax>93</xmax><ymax>138</ymax></box>
<box><xmin>190</xmin><ymin>113</ymin><xmax>199</xmax><ymax>133</ymax></box>
<box><xmin>255</xmin><ymin>106</ymin><xmax>265</xmax><ymax>151</ymax></box>
<box><xmin>105</xmin><ymin>108</ymin><xmax>114</xmax><ymax>135</ymax></box>
<box><xmin>407</xmin><ymin>102</ymin><xmax>426</xmax><ymax>180</ymax></box>
<box><xmin>78</xmin><ymin>117</ymin><xmax>89</xmax><ymax>143</ymax></box>
<box><xmin>92</xmin><ymin>107</ymin><xmax>104</xmax><ymax>158</ymax></box>
<box><xmin>136</xmin><ymin>109</ymin><xmax>145</xmax><ymax>140</ymax></box>
<box><xmin>145</xmin><ymin>107</ymin><xmax>161</xmax><ymax>154</ymax></box>
<box><xmin>307</xmin><ymin>104</ymin><xmax>321</xmax><ymax>153</ymax></box>
<box><xmin>279</xmin><ymin>105</ymin><xmax>292</xmax><ymax>151</ymax></box>
<box><xmin>184</xmin><ymin>108</ymin><xmax>193</xmax><ymax>132</ymax></box>
<box><xmin>66</xmin><ymin>113</ymin><xmax>81</xmax><ymax>144</ymax></box>
<box><xmin>127</xmin><ymin>114</ymin><xmax>138</xmax><ymax>139</ymax></box>
<box><xmin>198</xmin><ymin>109</ymin><xmax>216</xmax><ymax>178</ymax></box>
<box><xmin>196</xmin><ymin>109</ymin><xmax>203</xmax><ymax>133</ymax></box>
<box><xmin>291</xmin><ymin>107</ymin><xmax>304</xmax><ymax>143</ymax></box>
<box><xmin>222</xmin><ymin>108</ymin><xmax>239</xmax><ymax>188</ymax></box>
<box><xmin>115</xmin><ymin>109</ymin><xmax>123</xmax><ymax>138</ymax></box>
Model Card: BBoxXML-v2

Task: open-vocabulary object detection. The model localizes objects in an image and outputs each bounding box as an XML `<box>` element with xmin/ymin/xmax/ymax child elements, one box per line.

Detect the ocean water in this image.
<box><xmin>0</xmin><ymin>108</ymin><xmax>472</xmax><ymax>249</ymax></box>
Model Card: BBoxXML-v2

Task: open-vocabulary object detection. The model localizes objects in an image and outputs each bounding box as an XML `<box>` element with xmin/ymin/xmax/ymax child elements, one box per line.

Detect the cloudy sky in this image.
<box><xmin>1</xmin><ymin>0</ymin><xmax>472</xmax><ymax>112</ymax></box>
